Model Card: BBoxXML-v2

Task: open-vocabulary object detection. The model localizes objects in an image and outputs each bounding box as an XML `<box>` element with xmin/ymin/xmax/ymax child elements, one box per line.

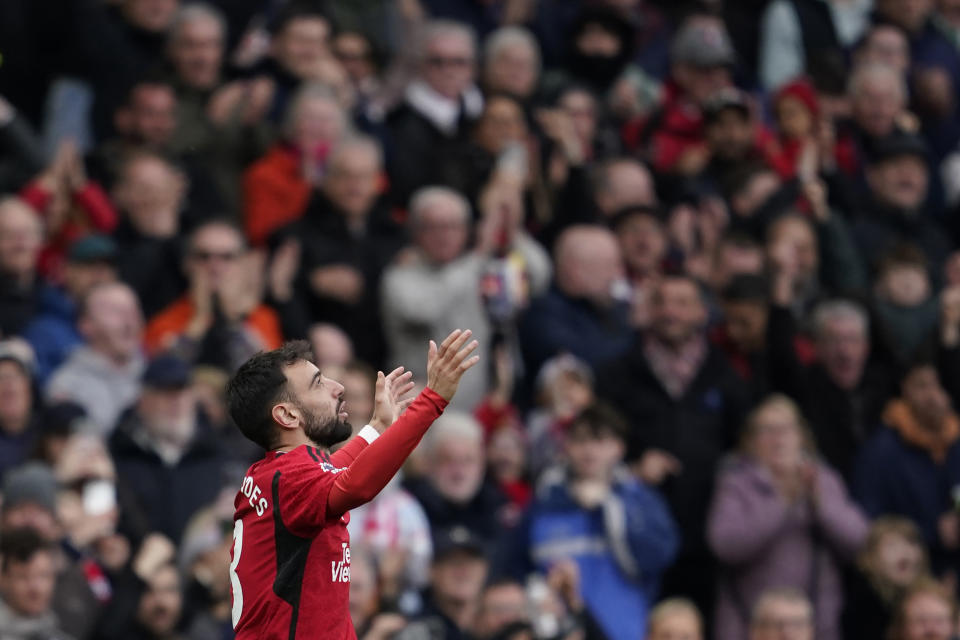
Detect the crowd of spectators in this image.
<box><xmin>5</xmin><ymin>0</ymin><xmax>960</xmax><ymax>639</ymax></box>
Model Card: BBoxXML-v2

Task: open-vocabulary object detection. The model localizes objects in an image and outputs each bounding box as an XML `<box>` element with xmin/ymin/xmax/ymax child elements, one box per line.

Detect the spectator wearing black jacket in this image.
<box><xmin>274</xmin><ymin>135</ymin><xmax>403</xmax><ymax>366</ymax></box>
<box><xmin>109</xmin><ymin>356</ymin><xmax>224</xmax><ymax>544</ymax></box>
<box><xmin>768</xmin><ymin>298</ymin><xmax>895</xmax><ymax>477</ymax></box>
<box><xmin>597</xmin><ymin>273</ymin><xmax>748</xmax><ymax>616</ymax></box>
<box><xmin>386</xmin><ymin>20</ymin><xmax>483</xmax><ymax>207</ymax></box>
<box><xmin>405</xmin><ymin>413</ymin><xmax>509</xmax><ymax>547</ymax></box>
<box><xmin>852</xmin><ymin>132</ymin><xmax>952</xmax><ymax>287</ymax></box>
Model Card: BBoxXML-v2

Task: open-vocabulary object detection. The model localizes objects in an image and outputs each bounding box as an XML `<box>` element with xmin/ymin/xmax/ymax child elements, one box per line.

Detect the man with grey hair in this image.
<box><xmin>749</xmin><ymin>588</ymin><xmax>814</xmax><ymax>640</ymax></box>
<box><xmin>404</xmin><ymin>411</ymin><xmax>507</xmax><ymax>544</ymax></box>
<box><xmin>243</xmin><ymin>84</ymin><xmax>350</xmax><ymax>245</ymax></box>
<box><xmin>167</xmin><ymin>3</ymin><xmax>226</xmax><ymax>93</ymax></box>
<box><xmin>769</xmin><ymin>296</ymin><xmax>894</xmax><ymax>475</ymax></box>
<box><xmin>482</xmin><ymin>25</ymin><xmax>541</xmax><ymax>101</ymax></box>
<box><xmin>387</xmin><ymin>20</ymin><xmax>484</xmax><ymax>205</ymax></box>
<box><xmin>382</xmin><ymin>185</ymin><xmax>549</xmax><ymax>411</ymax></box>
<box><xmin>274</xmin><ymin>134</ymin><xmax>402</xmax><ymax>366</ymax></box>
<box><xmin>848</xmin><ymin>62</ymin><xmax>909</xmax><ymax>141</ymax></box>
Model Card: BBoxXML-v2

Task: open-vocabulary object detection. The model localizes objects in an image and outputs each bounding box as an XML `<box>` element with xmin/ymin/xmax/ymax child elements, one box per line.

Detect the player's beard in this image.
<box><xmin>299</xmin><ymin>399</ymin><xmax>352</xmax><ymax>448</ymax></box>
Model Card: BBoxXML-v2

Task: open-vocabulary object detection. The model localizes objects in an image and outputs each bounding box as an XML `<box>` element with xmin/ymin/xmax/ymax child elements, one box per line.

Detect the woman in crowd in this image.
<box><xmin>707</xmin><ymin>394</ymin><xmax>869</xmax><ymax>640</ymax></box>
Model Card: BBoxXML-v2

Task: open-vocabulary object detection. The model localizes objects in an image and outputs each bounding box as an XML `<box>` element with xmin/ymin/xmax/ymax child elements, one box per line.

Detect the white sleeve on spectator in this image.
<box><xmin>760</xmin><ymin>0</ymin><xmax>804</xmax><ymax>92</ymax></box>
<box><xmin>942</xmin><ymin>152</ymin><xmax>960</xmax><ymax>208</ymax></box>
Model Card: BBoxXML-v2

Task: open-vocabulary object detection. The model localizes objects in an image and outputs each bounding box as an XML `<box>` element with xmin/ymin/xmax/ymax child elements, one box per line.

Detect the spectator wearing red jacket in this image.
<box><xmin>19</xmin><ymin>140</ymin><xmax>117</xmax><ymax>284</ymax></box>
<box><xmin>623</xmin><ymin>16</ymin><xmax>735</xmax><ymax>177</ymax></box>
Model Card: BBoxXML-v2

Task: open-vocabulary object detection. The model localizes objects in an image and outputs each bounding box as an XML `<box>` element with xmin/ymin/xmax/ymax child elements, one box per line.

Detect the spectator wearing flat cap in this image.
<box><xmin>851</xmin><ymin>131</ymin><xmax>952</xmax><ymax>286</ymax></box>
<box><xmin>394</xmin><ymin>526</ymin><xmax>490</xmax><ymax>640</ymax></box>
<box><xmin>21</xmin><ymin>234</ymin><xmax>119</xmax><ymax>386</ymax></box>
<box><xmin>696</xmin><ymin>88</ymin><xmax>774</xmax><ymax>195</ymax></box>
<box><xmin>109</xmin><ymin>354</ymin><xmax>225</xmax><ymax>544</ymax></box>
<box><xmin>0</xmin><ymin>461</ymin><xmax>59</xmax><ymax>541</ymax></box>
<box><xmin>622</xmin><ymin>15</ymin><xmax>736</xmax><ymax>179</ymax></box>
<box><xmin>0</xmin><ymin>458</ymin><xmax>109</xmax><ymax>640</ymax></box>
<box><xmin>0</xmin><ymin>341</ymin><xmax>41</xmax><ymax>479</ymax></box>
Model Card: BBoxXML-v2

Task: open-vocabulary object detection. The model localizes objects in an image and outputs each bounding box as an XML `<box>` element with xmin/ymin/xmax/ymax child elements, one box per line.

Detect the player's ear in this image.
<box><xmin>272</xmin><ymin>402</ymin><xmax>299</xmax><ymax>430</ymax></box>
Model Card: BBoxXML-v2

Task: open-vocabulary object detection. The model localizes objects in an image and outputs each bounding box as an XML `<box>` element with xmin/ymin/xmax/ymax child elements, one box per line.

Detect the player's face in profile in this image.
<box><xmin>288</xmin><ymin>360</ymin><xmax>352</xmax><ymax>448</ymax></box>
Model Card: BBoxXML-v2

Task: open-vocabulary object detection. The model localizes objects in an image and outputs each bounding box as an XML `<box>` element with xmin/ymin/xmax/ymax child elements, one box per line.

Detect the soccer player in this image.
<box><xmin>226</xmin><ymin>328</ymin><xmax>479</xmax><ymax>639</ymax></box>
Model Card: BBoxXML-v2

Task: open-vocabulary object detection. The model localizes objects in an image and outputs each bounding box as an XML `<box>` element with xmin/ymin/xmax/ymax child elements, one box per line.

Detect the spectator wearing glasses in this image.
<box><xmin>144</xmin><ymin>220</ymin><xmax>282</xmax><ymax>370</ymax></box>
<box><xmin>332</xmin><ymin>31</ymin><xmax>382</xmax><ymax>107</ymax></box>
<box><xmin>386</xmin><ymin>20</ymin><xmax>483</xmax><ymax>206</ymax></box>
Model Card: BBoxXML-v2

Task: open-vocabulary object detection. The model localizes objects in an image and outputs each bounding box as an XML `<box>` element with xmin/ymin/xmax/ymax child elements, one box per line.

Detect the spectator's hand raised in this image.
<box><xmin>362</xmin><ymin>614</ymin><xmax>407</xmax><ymax>640</ymax></box>
<box><xmin>369</xmin><ymin>366</ymin><xmax>416</xmax><ymax>433</ymax></box>
<box><xmin>536</xmin><ymin>108</ymin><xmax>585</xmax><ymax>165</ymax></box>
<box><xmin>938</xmin><ymin>511</ymin><xmax>960</xmax><ymax>550</ymax></box>
<box><xmin>547</xmin><ymin>560</ymin><xmax>583</xmax><ymax>614</ymax></box>
<box><xmin>802</xmin><ymin>178</ymin><xmax>829</xmax><ymax>222</ymax></box>
<box><xmin>426</xmin><ymin>329</ymin><xmax>480</xmax><ymax>402</ymax></box>
<box><xmin>218</xmin><ymin>253</ymin><xmax>261</xmax><ymax>322</ymax></box>
<box><xmin>132</xmin><ymin>533</ymin><xmax>176</xmax><ymax>582</ymax></box>
<box><xmin>268</xmin><ymin>239</ymin><xmax>301</xmax><ymax>303</ymax></box>
<box><xmin>941</xmin><ymin>285</ymin><xmax>960</xmax><ymax>347</ymax></box>
<box><xmin>633</xmin><ymin>449</ymin><xmax>682</xmax><ymax>485</ymax></box>
<box><xmin>569</xmin><ymin>478</ymin><xmax>610</xmax><ymax>509</ymax></box>
<box><xmin>310</xmin><ymin>264</ymin><xmax>365</xmax><ymax>305</ymax></box>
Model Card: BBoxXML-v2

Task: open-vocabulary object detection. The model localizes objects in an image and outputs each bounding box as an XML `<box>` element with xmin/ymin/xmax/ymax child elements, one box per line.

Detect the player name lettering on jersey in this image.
<box><xmin>240</xmin><ymin>475</ymin><xmax>269</xmax><ymax>517</ymax></box>
<box><xmin>331</xmin><ymin>542</ymin><xmax>351</xmax><ymax>583</ymax></box>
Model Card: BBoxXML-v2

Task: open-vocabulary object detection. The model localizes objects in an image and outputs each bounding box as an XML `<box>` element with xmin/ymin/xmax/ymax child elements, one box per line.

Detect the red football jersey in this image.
<box><xmin>230</xmin><ymin>445</ymin><xmax>356</xmax><ymax>640</ymax></box>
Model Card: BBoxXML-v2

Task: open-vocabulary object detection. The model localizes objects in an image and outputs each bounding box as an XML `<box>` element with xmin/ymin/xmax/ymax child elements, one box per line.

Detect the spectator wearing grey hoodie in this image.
<box><xmin>45</xmin><ymin>281</ymin><xmax>145</xmax><ymax>435</ymax></box>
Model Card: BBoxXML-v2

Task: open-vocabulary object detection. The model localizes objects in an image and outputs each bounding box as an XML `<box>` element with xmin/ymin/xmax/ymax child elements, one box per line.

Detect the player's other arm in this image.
<box><xmin>325</xmin><ymin>329</ymin><xmax>480</xmax><ymax>517</ymax></box>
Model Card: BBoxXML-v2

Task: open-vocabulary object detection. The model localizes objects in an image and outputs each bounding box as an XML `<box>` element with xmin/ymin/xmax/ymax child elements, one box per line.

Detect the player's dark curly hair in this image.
<box><xmin>226</xmin><ymin>341</ymin><xmax>315</xmax><ymax>450</ymax></box>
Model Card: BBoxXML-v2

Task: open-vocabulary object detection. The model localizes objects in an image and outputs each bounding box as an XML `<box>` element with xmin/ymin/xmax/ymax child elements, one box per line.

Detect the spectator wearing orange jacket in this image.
<box><xmin>145</xmin><ymin>220</ymin><xmax>282</xmax><ymax>371</ymax></box>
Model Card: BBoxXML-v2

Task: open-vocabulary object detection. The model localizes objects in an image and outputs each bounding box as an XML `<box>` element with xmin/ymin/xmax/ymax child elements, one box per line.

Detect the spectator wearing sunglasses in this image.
<box><xmin>144</xmin><ymin>220</ymin><xmax>282</xmax><ymax>371</ymax></box>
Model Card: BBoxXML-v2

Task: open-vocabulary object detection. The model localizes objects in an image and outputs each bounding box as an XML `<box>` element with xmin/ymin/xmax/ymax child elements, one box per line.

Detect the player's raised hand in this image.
<box><xmin>369</xmin><ymin>366</ymin><xmax>416</xmax><ymax>432</ymax></box>
<box><xmin>426</xmin><ymin>329</ymin><xmax>480</xmax><ymax>402</ymax></box>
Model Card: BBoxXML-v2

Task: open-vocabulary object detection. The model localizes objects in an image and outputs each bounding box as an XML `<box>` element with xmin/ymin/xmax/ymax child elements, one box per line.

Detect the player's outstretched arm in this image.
<box><xmin>329</xmin><ymin>367</ymin><xmax>414</xmax><ymax>467</ymax></box>
<box><xmin>326</xmin><ymin>329</ymin><xmax>480</xmax><ymax>517</ymax></box>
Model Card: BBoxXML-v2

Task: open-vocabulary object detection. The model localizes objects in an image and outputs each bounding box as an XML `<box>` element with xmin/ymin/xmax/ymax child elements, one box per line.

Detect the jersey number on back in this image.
<box><xmin>230</xmin><ymin>520</ymin><xmax>244</xmax><ymax>629</ymax></box>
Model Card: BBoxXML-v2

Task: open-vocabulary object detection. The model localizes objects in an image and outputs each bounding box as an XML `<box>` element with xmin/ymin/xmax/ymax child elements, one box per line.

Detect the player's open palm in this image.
<box><xmin>370</xmin><ymin>366</ymin><xmax>416</xmax><ymax>431</ymax></box>
<box><xmin>426</xmin><ymin>329</ymin><xmax>480</xmax><ymax>401</ymax></box>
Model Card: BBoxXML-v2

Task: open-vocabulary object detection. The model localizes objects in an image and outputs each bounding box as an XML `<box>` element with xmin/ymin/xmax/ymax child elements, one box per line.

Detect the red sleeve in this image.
<box><xmin>72</xmin><ymin>183</ymin><xmax>118</xmax><ymax>232</ymax></box>
<box><xmin>19</xmin><ymin>181</ymin><xmax>51</xmax><ymax>213</ymax></box>
<box><xmin>329</xmin><ymin>433</ymin><xmax>370</xmax><ymax>467</ymax></box>
<box><xmin>326</xmin><ymin>388</ymin><xmax>447</xmax><ymax>517</ymax></box>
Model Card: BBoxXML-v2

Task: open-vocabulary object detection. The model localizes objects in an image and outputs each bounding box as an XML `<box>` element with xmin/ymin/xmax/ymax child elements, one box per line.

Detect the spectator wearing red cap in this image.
<box><xmin>764</xmin><ymin>77</ymin><xmax>857</xmax><ymax>180</ymax></box>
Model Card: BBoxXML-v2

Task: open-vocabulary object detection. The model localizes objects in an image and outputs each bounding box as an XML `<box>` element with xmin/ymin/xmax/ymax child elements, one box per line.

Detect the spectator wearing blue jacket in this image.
<box><xmin>519</xmin><ymin>226</ymin><xmax>633</xmax><ymax>380</ymax></box>
<box><xmin>519</xmin><ymin>403</ymin><xmax>679</xmax><ymax>640</ymax></box>
<box><xmin>22</xmin><ymin>234</ymin><xmax>117</xmax><ymax>385</ymax></box>
<box><xmin>852</xmin><ymin>360</ymin><xmax>960</xmax><ymax>575</ymax></box>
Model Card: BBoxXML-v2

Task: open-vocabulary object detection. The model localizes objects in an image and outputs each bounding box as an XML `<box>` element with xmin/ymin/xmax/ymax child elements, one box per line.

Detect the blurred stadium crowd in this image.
<box><xmin>3</xmin><ymin>0</ymin><xmax>960</xmax><ymax>639</ymax></box>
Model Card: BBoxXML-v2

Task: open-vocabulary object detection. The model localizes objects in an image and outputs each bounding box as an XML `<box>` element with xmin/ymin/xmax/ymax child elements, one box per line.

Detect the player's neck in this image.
<box><xmin>272</xmin><ymin>432</ymin><xmax>324</xmax><ymax>454</ymax></box>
